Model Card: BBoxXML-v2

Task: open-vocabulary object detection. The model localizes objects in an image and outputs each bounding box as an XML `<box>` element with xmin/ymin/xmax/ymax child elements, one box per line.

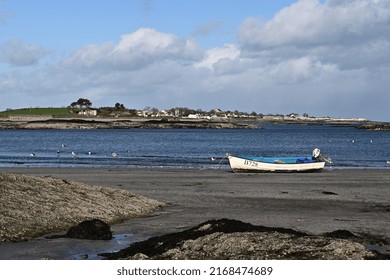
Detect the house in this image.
<box><xmin>78</xmin><ymin>109</ymin><xmax>97</xmax><ymax>116</ymax></box>
<box><xmin>187</xmin><ymin>114</ymin><xmax>201</xmax><ymax>119</ymax></box>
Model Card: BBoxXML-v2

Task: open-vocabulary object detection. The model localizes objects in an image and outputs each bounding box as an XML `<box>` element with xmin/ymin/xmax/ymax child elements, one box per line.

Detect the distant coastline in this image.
<box><xmin>0</xmin><ymin>105</ymin><xmax>389</xmax><ymax>130</ymax></box>
<box><xmin>0</xmin><ymin>115</ymin><xmax>389</xmax><ymax>130</ymax></box>
<box><xmin>0</xmin><ymin>116</ymin><xmax>260</xmax><ymax>129</ymax></box>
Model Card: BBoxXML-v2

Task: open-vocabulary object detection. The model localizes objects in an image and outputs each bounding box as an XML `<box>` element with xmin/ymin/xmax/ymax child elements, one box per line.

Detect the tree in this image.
<box><xmin>78</xmin><ymin>98</ymin><xmax>92</xmax><ymax>108</ymax></box>
<box><xmin>70</xmin><ymin>98</ymin><xmax>92</xmax><ymax>108</ymax></box>
<box><xmin>114</xmin><ymin>103</ymin><xmax>125</xmax><ymax>110</ymax></box>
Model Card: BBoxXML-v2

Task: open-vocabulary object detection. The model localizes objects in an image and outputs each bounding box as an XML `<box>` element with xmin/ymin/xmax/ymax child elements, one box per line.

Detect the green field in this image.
<box><xmin>0</xmin><ymin>107</ymin><xmax>72</xmax><ymax>116</ymax></box>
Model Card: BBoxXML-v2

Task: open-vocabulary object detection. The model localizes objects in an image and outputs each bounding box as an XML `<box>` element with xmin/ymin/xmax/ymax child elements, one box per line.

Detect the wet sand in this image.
<box><xmin>1</xmin><ymin>167</ymin><xmax>390</xmax><ymax>259</ymax></box>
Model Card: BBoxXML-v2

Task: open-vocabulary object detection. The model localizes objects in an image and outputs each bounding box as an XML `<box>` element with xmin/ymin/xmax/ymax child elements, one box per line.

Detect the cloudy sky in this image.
<box><xmin>0</xmin><ymin>0</ymin><xmax>389</xmax><ymax>121</ymax></box>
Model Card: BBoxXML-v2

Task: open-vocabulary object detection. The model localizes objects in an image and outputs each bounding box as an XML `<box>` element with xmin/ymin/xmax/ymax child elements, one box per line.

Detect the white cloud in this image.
<box><xmin>194</xmin><ymin>44</ymin><xmax>240</xmax><ymax>71</ymax></box>
<box><xmin>64</xmin><ymin>28</ymin><xmax>202</xmax><ymax>71</ymax></box>
<box><xmin>63</xmin><ymin>42</ymin><xmax>114</xmax><ymax>69</ymax></box>
<box><xmin>267</xmin><ymin>56</ymin><xmax>339</xmax><ymax>84</ymax></box>
<box><xmin>239</xmin><ymin>0</ymin><xmax>390</xmax><ymax>50</ymax></box>
<box><xmin>0</xmin><ymin>39</ymin><xmax>48</xmax><ymax>66</ymax></box>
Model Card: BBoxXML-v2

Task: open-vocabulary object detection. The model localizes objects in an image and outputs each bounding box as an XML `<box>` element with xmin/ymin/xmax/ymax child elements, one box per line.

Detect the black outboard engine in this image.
<box><xmin>312</xmin><ymin>148</ymin><xmax>332</xmax><ymax>163</ymax></box>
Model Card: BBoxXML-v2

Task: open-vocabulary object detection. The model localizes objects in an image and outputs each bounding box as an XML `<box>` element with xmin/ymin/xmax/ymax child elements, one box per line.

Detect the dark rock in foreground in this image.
<box><xmin>100</xmin><ymin>219</ymin><xmax>390</xmax><ymax>260</ymax></box>
<box><xmin>65</xmin><ymin>219</ymin><xmax>112</xmax><ymax>240</ymax></box>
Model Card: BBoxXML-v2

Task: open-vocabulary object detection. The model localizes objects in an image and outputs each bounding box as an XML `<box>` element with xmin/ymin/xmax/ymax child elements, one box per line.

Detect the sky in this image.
<box><xmin>0</xmin><ymin>0</ymin><xmax>389</xmax><ymax>121</ymax></box>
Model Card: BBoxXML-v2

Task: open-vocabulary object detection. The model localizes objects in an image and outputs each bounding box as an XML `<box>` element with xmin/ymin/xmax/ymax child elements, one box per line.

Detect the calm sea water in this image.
<box><xmin>0</xmin><ymin>124</ymin><xmax>389</xmax><ymax>169</ymax></box>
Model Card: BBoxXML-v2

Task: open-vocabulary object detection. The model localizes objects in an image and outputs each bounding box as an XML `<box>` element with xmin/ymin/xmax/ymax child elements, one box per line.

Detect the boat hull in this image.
<box><xmin>228</xmin><ymin>155</ymin><xmax>325</xmax><ymax>173</ymax></box>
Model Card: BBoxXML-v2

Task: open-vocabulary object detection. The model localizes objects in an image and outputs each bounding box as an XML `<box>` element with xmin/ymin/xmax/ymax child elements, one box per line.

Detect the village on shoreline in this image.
<box><xmin>0</xmin><ymin>99</ymin><xmax>388</xmax><ymax>130</ymax></box>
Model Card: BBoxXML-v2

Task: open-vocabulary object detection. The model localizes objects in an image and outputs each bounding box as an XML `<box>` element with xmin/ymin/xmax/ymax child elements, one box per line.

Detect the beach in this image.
<box><xmin>1</xmin><ymin>167</ymin><xmax>390</xmax><ymax>259</ymax></box>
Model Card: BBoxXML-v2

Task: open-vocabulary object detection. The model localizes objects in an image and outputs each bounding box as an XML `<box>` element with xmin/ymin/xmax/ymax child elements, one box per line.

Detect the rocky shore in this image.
<box><xmin>101</xmin><ymin>218</ymin><xmax>385</xmax><ymax>260</ymax></box>
<box><xmin>0</xmin><ymin>117</ymin><xmax>259</xmax><ymax>129</ymax></box>
<box><xmin>357</xmin><ymin>121</ymin><xmax>390</xmax><ymax>131</ymax></box>
<box><xmin>0</xmin><ymin>172</ymin><xmax>165</xmax><ymax>242</ymax></box>
<box><xmin>1</xmin><ymin>115</ymin><xmax>388</xmax><ymax>130</ymax></box>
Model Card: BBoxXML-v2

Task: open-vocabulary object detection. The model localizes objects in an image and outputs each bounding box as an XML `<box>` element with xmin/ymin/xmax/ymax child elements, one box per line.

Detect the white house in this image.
<box><xmin>78</xmin><ymin>109</ymin><xmax>97</xmax><ymax>116</ymax></box>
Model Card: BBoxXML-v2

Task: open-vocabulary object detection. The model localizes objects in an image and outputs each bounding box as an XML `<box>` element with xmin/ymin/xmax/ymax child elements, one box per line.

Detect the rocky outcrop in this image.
<box><xmin>357</xmin><ymin>122</ymin><xmax>390</xmax><ymax>131</ymax></box>
<box><xmin>101</xmin><ymin>219</ymin><xmax>389</xmax><ymax>260</ymax></box>
<box><xmin>0</xmin><ymin>172</ymin><xmax>166</xmax><ymax>242</ymax></box>
<box><xmin>0</xmin><ymin>118</ymin><xmax>260</xmax><ymax>129</ymax></box>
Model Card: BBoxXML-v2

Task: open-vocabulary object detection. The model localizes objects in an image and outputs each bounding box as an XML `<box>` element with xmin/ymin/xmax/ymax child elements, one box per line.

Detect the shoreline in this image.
<box><xmin>1</xmin><ymin>167</ymin><xmax>389</xmax><ymax>259</ymax></box>
<box><xmin>1</xmin><ymin>115</ymin><xmax>389</xmax><ymax>130</ymax></box>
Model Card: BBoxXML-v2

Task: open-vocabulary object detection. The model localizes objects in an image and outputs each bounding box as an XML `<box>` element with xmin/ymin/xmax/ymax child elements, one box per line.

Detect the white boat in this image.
<box><xmin>228</xmin><ymin>148</ymin><xmax>330</xmax><ymax>173</ymax></box>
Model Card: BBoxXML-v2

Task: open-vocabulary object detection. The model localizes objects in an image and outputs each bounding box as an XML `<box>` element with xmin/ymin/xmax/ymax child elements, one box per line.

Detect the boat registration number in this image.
<box><xmin>244</xmin><ymin>160</ymin><xmax>259</xmax><ymax>167</ymax></box>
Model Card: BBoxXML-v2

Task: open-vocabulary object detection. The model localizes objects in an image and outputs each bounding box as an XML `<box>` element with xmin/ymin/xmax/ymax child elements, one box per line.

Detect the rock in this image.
<box><xmin>65</xmin><ymin>219</ymin><xmax>112</xmax><ymax>240</ymax></box>
<box><xmin>0</xmin><ymin>172</ymin><xmax>165</xmax><ymax>242</ymax></box>
<box><xmin>358</xmin><ymin>122</ymin><xmax>390</xmax><ymax>131</ymax></box>
<box><xmin>100</xmin><ymin>219</ymin><xmax>388</xmax><ymax>260</ymax></box>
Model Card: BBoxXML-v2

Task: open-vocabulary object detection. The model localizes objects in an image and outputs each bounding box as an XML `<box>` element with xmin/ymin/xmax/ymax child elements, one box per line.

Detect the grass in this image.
<box><xmin>0</xmin><ymin>107</ymin><xmax>72</xmax><ymax>116</ymax></box>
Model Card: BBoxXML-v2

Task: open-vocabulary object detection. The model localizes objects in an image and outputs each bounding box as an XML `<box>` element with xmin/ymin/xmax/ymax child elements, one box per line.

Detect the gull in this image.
<box><xmin>30</xmin><ymin>153</ymin><xmax>36</xmax><ymax>157</ymax></box>
<box><xmin>71</xmin><ymin>151</ymin><xmax>77</xmax><ymax>157</ymax></box>
<box><xmin>112</xmin><ymin>152</ymin><xmax>118</xmax><ymax>157</ymax></box>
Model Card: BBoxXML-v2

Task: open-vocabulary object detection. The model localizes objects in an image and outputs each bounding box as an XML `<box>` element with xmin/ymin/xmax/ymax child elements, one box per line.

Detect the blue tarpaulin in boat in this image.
<box><xmin>238</xmin><ymin>155</ymin><xmax>315</xmax><ymax>164</ymax></box>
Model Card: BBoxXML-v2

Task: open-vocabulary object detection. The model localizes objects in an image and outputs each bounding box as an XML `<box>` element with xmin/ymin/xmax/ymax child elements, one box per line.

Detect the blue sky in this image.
<box><xmin>0</xmin><ymin>0</ymin><xmax>389</xmax><ymax>121</ymax></box>
<box><xmin>1</xmin><ymin>1</ymin><xmax>298</xmax><ymax>49</ymax></box>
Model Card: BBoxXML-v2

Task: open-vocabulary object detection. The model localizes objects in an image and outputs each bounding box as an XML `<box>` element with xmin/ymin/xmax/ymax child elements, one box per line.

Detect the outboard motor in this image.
<box><xmin>312</xmin><ymin>148</ymin><xmax>321</xmax><ymax>159</ymax></box>
<box><xmin>312</xmin><ymin>148</ymin><xmax>332</xmax><ymax>163</ymax></box>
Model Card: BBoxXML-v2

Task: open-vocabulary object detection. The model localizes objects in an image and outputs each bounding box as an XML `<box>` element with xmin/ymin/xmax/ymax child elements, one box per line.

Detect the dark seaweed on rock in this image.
<box><xmin>100</xmin><ymin>219</ymin><xmax>390</xmax><ymax>260</ymax></box>
<box><xmin>100</xmin><ymin>218</ymin><xmax>307</xmax><ymax>260</ymax></box>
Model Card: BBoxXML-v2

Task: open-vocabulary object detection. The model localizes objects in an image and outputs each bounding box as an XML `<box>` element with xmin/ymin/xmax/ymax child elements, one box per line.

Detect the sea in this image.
<box><xmin>0</xmin><ymin>124</ymin><xmax>389</xmax><ymax>169</ymax></box>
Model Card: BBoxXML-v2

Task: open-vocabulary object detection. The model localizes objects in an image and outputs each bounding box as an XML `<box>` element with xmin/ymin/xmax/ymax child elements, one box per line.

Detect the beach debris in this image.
<box><xmin>79</xmin><ymin>254</ymin><xmax>89</xmax><ymax>260</ymax></box>
<box><xmin>65</xmin><ymin>219</ymin><xmax>112</xmax><ymax>240</ymax></box>
<box><xmin>322</xmin><ymin>191</ymin><xmax>338</xmax><ymax>195</ymax></box>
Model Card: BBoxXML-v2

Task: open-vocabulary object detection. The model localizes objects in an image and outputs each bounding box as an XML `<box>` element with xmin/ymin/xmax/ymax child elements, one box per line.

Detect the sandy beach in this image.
<box><xmin>1</xmin><ymin>167</ymin><xmax>390</xmax><ymax>259</ymax></box>
<box><xmin>5</xmin><ymin>167</ymin><xmax>390</xmax><ymax>234</ymax></box>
